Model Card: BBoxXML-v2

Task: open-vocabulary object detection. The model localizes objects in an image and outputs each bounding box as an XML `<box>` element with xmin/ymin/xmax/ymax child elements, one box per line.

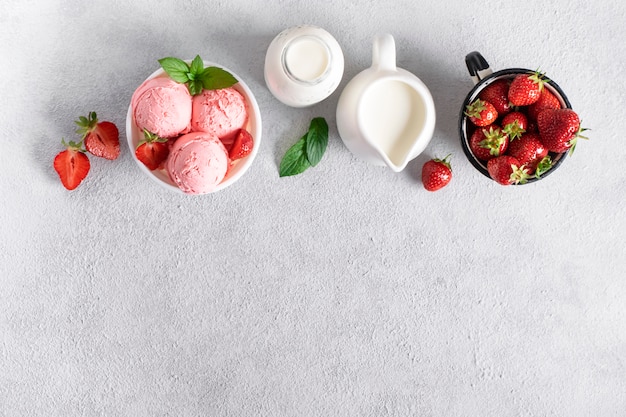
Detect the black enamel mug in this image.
<box><xmin>459</xmin><ymin>51</ymin><xmax>571</xmax><ymax>183</ymax></box>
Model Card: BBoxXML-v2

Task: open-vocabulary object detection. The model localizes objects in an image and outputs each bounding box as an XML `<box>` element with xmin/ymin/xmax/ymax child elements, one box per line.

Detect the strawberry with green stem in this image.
<box><xmin>465</xmin><ymin>98</ymin><xmax>498</xmax><ymax>127</ymax></box>
<box><xmin>508</xmin><ymin>71</ymin><xmax>547</xmax><ymax>106</ymax></box>
<box><xmin>422</xmin><ymin>155</ymin><xmax>452</xmax><ymax>191</ymax></box>
<box><xmin>479</xmin><ymin>78</ymin><xmax>512</xmax><ymax>115</ymax></box>
<box><xmin>135</xmin><ymin>129</ymin><xmax>170</xmax><ymax>170</ymax></box>
<box><xmin>75</xmin><ymin>112</ymin><xmax>120</xmax><ymax>160</ymax></box>
<box><xmin>487</xmin><ymin>155</ymin><xmax>531</xmax><ymax>186</ymax></box>
<box><xmin>469</xmin><ymin>126</ymin><xmax>509</xmax><ymax>161</ymax></box>
<box><xmin>502</xmin><ymin>111</ymin><xmax>528</xmax><ymax>141</ymax></box>
<box><xmin>53</xmin><ymin>139</ymin><xmax>91</xmax><ymax>190</ymax></box>
<box><xmin>506</xmin><ymin>132</ymin><xmax>550</xmax><ymax>176</ymax></box>
<box><xmin>537</xmin><ymin>108</ymin><xmax>588</xmax><ymax>155</ymax></box>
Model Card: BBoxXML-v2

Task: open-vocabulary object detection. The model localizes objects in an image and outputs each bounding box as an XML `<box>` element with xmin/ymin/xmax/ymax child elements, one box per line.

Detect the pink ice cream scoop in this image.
<box><xmin>166</xmin><ymin>131</ymin><xmax>229</xmax><ymax>194</ymax></box>
<box><xmin>131</xmin><ymin>76</ymin><xmax>192</xmax><ymax>138</ymax></box>
<box><xmin>191</xmin><ymin>87</ymin><xmax>248</xmax><ymax>147</ymax></box>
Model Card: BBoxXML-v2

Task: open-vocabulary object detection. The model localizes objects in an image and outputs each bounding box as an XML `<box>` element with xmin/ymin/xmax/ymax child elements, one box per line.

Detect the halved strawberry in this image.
<box><xmin>508</xmin><ymin>71</ymin><xmax>546</xmax><ymax>106</ymax></box>
<box><xmin>75</xmin><ymin>112</ymin><xmax>120</xmax><ymax>160</ymax></box>
<box><xmin>53</xmin><ymin>139</ymin><xmax>91</xmax><ymax>190</ymax></box>
<box><xmin>229</xmin><ymin>129</ymin><xmax>254</xmax><ymax>160</ymax></box>
<box><xmin>135</xmin><ymin>129</ymin><xmax>170</xmax><ymax>170</ymax></box>
<box><xmin>465</xmin><ymin>99</ymin><xmax>498</xmax><ymax>127</ymax></box>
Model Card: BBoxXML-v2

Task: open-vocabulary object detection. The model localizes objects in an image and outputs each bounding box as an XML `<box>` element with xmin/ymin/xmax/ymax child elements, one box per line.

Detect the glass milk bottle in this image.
<box><xmin>264</xmin><ymin>25</ymin><xmax>344</xmax><ymax>107</ymax></box>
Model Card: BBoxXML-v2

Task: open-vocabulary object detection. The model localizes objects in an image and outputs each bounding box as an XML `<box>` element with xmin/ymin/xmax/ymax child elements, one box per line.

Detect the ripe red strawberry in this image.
<box><xmin>487</xmin><ymin>155</ymin><xmax>530</xmax><ymax>186</ymax></box>
<box><xmin>525</xmin><ymin>119</ymin><xmax>538</xmax><ymax>133</ymax></box>
<box><xmin>465</xmin><ymin>99</ymin><xmax>498</xmax><ymax>127</ymax></box>
<box><xmin>229</xmin><ymin>129</ymin><xmax>254</xmax><ymax>160</ymax></box>
<box><xmin>75</xmin><ymin>112</ymin><xmax>120</xmax><ymax>160</ymax></box>
<box><xmin>506</xmin><ymin>132</ymin><xmax>550</xmax><ymax>175</ymax></box>
<box><xmin>479</xmin><ymin>79</ymin><xmax>512</xmax><ymax>115</ymax></box>
<box><xmin>527</xmin><ymin>88</ymin><xmax>561</xmax><ymax>121</ymax></box>
<box><xmin>469</xmin><ymin>126</ymin><xmax>509</xmax><ymax>161</ymax></box>
<box><xmin>502</xmin><ymin>111</ymin><xmax>528</xmax><ymax>140</ymax></box>
<box><xmin>537</xmin><ymin>108</ymin><xmax>587</xmax><ymax>154</ymax></box>
<box><xmin>508</xmin><ymin>71</ymin><xmax>546</xmax><ymax>106</ymax></box>
<box><xmin>53</xmin><ymin>139</ymin><xmax>91</xmax><ymax>190</ymax></box>
<box><xmin>422</xmin><ymin>155</ymin><xmax>452</xmax><ymax>191</ymax></box>
<box><xmin>135</xmin><ymin>130</ymin><xmax>170</xmax><ymax>170</ymax></box>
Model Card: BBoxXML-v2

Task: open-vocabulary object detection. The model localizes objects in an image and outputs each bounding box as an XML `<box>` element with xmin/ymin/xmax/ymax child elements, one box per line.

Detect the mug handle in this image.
<box><xmin>372</xmin><ymin>34</ymin><xmax>396</xmax><ymax>71</ymax></box>
<box><xmin>465</xmin><ymin>51</ymin><xmax>492</xmax><ymax>85</ymax></box>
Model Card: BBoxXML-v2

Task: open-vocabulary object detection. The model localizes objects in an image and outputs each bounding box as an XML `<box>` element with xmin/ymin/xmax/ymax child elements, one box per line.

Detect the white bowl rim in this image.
<box><xmin>125</xmin><ymin>60</ymin><xmax>262</xmax><ymax>194</ymax></box>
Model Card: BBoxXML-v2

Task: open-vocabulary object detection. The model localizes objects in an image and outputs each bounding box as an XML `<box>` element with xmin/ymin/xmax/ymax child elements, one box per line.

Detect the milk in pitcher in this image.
<box><xmin>359</xmin><ymin>80</ymin><xmax>426</xmax><ymax>167</ymax></box>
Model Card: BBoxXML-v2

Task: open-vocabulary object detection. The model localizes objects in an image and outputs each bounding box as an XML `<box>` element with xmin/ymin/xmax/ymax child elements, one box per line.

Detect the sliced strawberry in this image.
<box><xmin>53</xmin><ymin>139</ymin><xmax>91</xmax><ymax>190</ymax></box>
<box><xmin>75</xmin><ymin>112</ymin><xmax>120</xmax><ymax>160</ymax></box>
<box><xmin>135</xmin><ymin>129</ymin><xmax>170</xmax><ymax>170</ymax></box>
<box><xmin>229</xmin><ymin>129</ymin><xmax>254</xmax><ymax>160</ymax></box>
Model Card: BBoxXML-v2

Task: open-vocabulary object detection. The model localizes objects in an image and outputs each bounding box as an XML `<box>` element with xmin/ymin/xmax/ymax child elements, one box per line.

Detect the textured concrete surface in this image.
<box><xmin>1</xmin><ymin>0</ymin><xmax>625</xmax><ymax>416</ymax></box>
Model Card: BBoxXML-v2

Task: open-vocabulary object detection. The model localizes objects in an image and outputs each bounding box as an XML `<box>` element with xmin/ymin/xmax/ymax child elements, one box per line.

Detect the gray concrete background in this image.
<box><xmin>1</xmin><ymin>0</ymin><xmax>625</xmax><ymax>416</ymax></box>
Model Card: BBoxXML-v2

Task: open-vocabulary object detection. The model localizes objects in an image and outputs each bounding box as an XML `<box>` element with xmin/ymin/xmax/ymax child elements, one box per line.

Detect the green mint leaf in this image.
<box><xmin>305</xmin><ymin>117</ymin><xmax>328</xmax><ymax>166</ymax></box>
<box><xmin>188</xmin><ymin>80</ymin><xmax>204</xmax><ymax>96</ymax></box>
<box><xmin>158</xmin><ymin>57</ymin><xmax>190</xmax><ymax>83</ymax></box>
<box><xmin>190</xmin><ymin>55</ymin><xmax>204</xmax><ymax>78</ymax></box>
<box><xmin>279</xmin><ymin>135</ymin><xmax>311</xmax><ymax>177</ymax></box>
<box><xmin>200</xmin><ymin>67</ymin><xmax>238</xmax><ymax>90</ymax></box>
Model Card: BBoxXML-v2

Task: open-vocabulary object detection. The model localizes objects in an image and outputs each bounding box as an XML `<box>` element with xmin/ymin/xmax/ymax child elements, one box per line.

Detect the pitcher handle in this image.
<box><xmin>372</xmin><ymin>34</ymin><xmax>396</xmax><ymax>71</ymax></box>
<box><xmin>465</xmin><ymin>51</ymin><xmax>492</xmax><ymax>85</ymax></box>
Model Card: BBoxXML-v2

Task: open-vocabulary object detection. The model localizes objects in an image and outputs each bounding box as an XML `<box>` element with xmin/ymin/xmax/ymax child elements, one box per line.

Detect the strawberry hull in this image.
<box><xmin>459</xmin><ymin>51</ymin><xmax>572</xmax><ymax>185</ymax></box>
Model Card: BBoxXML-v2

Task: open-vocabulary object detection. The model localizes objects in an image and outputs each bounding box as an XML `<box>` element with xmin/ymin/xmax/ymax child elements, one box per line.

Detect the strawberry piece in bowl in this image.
<box><xmin>125</xmin><ymin>55</ymin><xmax>262</xmax><ymax>194</ymax></box>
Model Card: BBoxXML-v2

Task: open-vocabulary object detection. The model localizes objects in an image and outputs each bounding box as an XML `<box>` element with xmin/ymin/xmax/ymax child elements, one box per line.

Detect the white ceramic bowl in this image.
<box><xmin>126</xmin><ymin>61</ymin><xmax>262</xmax><ymax>194</ymax></box>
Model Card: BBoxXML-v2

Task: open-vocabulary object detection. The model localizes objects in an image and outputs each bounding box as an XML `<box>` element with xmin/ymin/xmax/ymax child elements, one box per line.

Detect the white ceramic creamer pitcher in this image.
<box><xmin>336</xmin><ymin>34</ymin><xmax>436</xmax><ymax>172</ymax></box>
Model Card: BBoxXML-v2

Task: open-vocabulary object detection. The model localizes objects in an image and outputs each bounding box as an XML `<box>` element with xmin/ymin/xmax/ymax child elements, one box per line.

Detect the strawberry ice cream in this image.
<box><xmin>166</xmin><ymin>131</ymin><xmax>229</xmax><ymax>194</ymax></box>
<box><xmin>131</xmin><ymin>76</ymin><xmax>192</xmax><ymax>138</ymax></box>
<box><xmin>191</xmin><ymin>87</ymin><xmax>248</xmax><ymax>146</ymax></box>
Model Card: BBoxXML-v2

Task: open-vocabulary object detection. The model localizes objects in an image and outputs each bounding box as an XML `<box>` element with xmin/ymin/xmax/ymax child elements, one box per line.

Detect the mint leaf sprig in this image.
<box><xmin>158</xmin><ymin>55</ymin><xmax>238</xmax><ymax>95</ymax></box>
<box><xmin>279</xmin><ymin>117</ymin><xmax>329</xmax><ymax>177</ymax></box>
